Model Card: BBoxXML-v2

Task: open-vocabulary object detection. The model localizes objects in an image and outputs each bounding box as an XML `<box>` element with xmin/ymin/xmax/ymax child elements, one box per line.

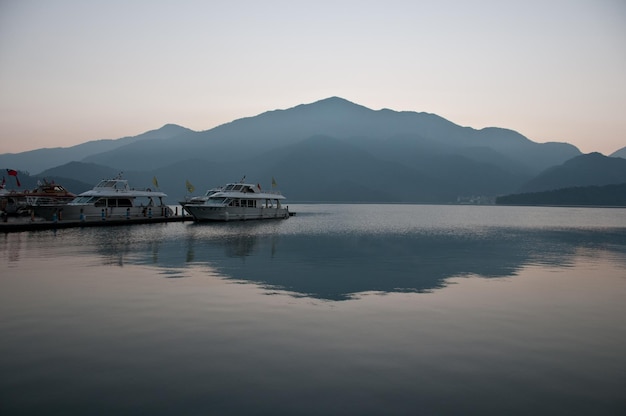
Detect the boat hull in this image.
<box><xmin>35</xmin><ymin>204</ymin><xmax>174</xmax><ymax>221</ymax></box>
<box><xmin>183</xmin><ymin>205</ymin><xmax>289</xmax><ymax>222</ymax></box>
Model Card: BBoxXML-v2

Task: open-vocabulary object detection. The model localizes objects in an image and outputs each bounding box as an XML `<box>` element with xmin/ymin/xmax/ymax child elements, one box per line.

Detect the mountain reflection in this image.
<box><xmin>91</xmin><ymin>224</ymin><xmax>626</xmax><ymax>301</ymax></box>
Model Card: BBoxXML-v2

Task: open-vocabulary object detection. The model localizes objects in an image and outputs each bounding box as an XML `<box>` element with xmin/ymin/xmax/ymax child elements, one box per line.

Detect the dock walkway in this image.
<box><xmin>0</xmin><ymin>215</ymin><xmax>194</xmax><ymax>233</ymax></box>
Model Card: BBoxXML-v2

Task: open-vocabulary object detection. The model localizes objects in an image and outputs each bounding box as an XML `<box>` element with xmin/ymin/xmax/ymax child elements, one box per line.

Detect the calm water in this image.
<box><xmin>1</xmin><ymin>204</ymin><xmax>625</xmax><ymax>415</ymax></box>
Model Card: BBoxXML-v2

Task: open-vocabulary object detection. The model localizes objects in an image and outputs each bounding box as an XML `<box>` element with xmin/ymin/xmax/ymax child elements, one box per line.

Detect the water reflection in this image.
<box><xmin>63</xmin><ymin>222</ymin><xmax>626</xmax><ymax>300</ymax></box>
<box><xmin>3</xmin><ymin>205</ymin><xmax>626</xmax><ymax>301</ymax></box>
<box><xmin>1</xmin><ymin>206</ymin><xmax>626</xmax><ymax>416</ymax></box>
<box><xmin>200</xmin><ymin>228</ymin><xmax>625</xmax><ymax>300</ymax></box>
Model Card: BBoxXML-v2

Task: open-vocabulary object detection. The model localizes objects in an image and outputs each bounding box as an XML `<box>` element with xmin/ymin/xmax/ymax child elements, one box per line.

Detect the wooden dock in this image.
<box><xmin>0</xmin><ymin>215</ymin><xmax>194</xmax><ymax>233</ymax></box>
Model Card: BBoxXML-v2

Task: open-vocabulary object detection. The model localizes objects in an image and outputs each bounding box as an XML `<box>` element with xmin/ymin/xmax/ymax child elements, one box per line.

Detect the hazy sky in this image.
<box><xmin>1</xmin><ymin>0</ymin><xmax>625</xmax><ymax>155</ymax></box>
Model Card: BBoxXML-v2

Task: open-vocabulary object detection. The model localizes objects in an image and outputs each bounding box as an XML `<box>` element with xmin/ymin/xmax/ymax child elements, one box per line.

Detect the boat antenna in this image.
<box><xmin>239</xmin><ymin>175</ymin><xmax>246</xmax><ymax>183</ymax></box>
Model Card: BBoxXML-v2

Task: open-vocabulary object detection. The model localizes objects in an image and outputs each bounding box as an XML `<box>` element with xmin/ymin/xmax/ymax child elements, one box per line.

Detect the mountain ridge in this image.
<box><xmin>517</xmin><ymin>152</ymin><xmax>626</xmax><ymax>193</ymax></box>
<box><xmin>78</xmin><ymin>97</ymin><xmax>580</xmax><ymax>175</ymax></box>
<box><xmin>0</xmin><ymin>124</ymin><xmax>193</xmax><ymax>173</ymax></box>
<box><xmin>3</xmin><ymin>96</ymin><xmax>613</xmax><ymax>204</ymax></box>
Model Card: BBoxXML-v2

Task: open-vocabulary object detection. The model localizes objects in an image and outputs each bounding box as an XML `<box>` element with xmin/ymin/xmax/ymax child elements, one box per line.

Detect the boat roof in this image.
<box><xmin>0</xmin><ymin>182</ymin><xmax>74</xmax><ymax>197</ymax></box>
<box><xmin>212</xmin><ymin>182</ymin><xmax>285</xmax><ymax>200</ymax></box>
<box><xmin>79</xmin><ymin>179</ymin><xmax>168</xmax><ymax>198</ymax></box>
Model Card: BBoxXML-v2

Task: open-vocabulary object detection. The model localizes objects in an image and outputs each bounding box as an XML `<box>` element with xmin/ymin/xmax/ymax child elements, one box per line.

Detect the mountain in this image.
<box><xmin>0</xmin><ymin>124</ymin><xmax>193</xmax><ymax>174</ymax></box>
<box><xmin>0</xmin><ymin>97</ymin><xmax>591</xmax><ymax>203</ymax></box>
<box><xmin>80</xmin><ymin>97</ymin><xmax>580</xmax><ymax>175</ymax></box>
<box><xmin>517</xmin><ymin>152</ymin><xmax>626</xmax><ymax>193</ymax></box>
<box><xmin>252</xmin><ymin>135</ymin><xmax>444</xmax><ymax>202</ymax></box>
<box><xmin>0</xmin><ymin>167</ymin><xmax>93</xmax><ymax>194</ymax></box>
<box><xmin>610</xmin><ymin>146</ymin><xmax>626</xmax><ymax>159</ymax></box>
<box><xmin>496</xmin><ymin>183</ymin><xmax>626</xmax><ymax>206</ymax></box>
<box><xmin>38</xmin><ymin>162</ymin><xmax>120</xmax><ymax>187</ymax></box>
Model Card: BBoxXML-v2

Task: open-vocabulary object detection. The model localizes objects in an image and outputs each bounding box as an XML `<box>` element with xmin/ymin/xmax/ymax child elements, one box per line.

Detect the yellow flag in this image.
<box><xmin>186</xmin><ymin>179</ymin><xmax>195</xmax><ymax>193</ymax></box>
<box><xmin>152</xmin><ymin>176</ymin><xmax>159</xmax><ymax>188</ymax></box>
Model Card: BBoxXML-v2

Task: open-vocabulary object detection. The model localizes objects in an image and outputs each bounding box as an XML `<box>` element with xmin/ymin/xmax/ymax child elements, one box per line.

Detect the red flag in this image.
<box><xmin>7</xmin><ymin>169</ymin><xmax>20</xmax><ymax>187</ymax></box>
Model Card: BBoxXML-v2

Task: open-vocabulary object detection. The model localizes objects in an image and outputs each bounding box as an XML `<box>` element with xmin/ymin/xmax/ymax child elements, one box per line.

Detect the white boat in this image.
<box><xmin>181</xmin><ymin>180</ymin><xmax>289</xmax><ymax>222</ymax></box>
<box><xmin>35</xmin><ymin>177</ymin><xmax>174</xmax><ymax>221</ymax></box>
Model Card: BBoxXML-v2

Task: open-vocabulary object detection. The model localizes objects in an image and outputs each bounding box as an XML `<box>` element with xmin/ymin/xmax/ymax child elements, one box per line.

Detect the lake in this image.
<box><xmin>1</xmin><ymin>204</ymin><xmax>625</xmax><ymax>415</ymax></box>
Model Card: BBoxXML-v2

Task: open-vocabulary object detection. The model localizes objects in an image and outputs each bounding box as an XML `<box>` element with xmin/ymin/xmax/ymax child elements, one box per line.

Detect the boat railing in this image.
<box><xmin>262</xmin><ymin>190</ymin><xmax>283</xmax><ymax>195</ymax></box>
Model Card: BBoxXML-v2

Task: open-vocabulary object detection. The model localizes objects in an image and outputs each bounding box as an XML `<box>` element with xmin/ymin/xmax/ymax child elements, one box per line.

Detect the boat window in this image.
<box><xmin>247</xmin><ymin>200</ymin><xmax>255</xmax><ymax>208</ymax></box>
<box><xmin>208</xmin><ymin>197</ymin><xmax>229</xmax><ymax>205</ymax></box>
<box><xmin>72</xmin><ymin>196</ymin><xmax>93</xmax><ymax>204</ymax></box>
<box><xmin>135</xmin><ymin>196</ymin><xmax>152</xmax><ymax>206</ymax></box>
<box><xmin>117</xmin><ymin>198</ymin><xmax>132</xmax><ymax>207</ymax></box>
<box><xmin>94</xmin><ymin>198</ymin><xmax>107</xmax><ymax>207</ymax></box>
<box><xmin>224</xmin><ymin>185</ymin><xmax>235</xmax><ymax>191</ymax></box>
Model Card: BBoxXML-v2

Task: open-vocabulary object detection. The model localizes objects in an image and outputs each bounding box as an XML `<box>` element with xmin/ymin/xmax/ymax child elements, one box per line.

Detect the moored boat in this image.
<box><xmin>1</xmin><ymin>181</ymin><xmax>76</xmax><ymax>216</ymax></box>
<box><xmin>34</xmin><ymin>177</ymin><xmax>174</xmax><ymax>221</ymax></box>
<box><xmin>180</xmin><ymin>179</ymin><xmax>289</xmax><ymax>222</ymax></box>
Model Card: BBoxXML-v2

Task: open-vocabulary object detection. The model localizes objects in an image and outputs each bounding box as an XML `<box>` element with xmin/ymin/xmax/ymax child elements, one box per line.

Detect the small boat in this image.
<box><xmin>34</xmin><ymin>177</ymin><xmax>174</xmax><ymax>221</ymax></box>
<box><xmin>180</xmin><ymin>180</ymin><xmax>289</xmax><ymax>222</ymax></box>
<box><xmin>24</xmin><ymin>181</ymin><xmax>76</xmax><ymax>206</ymax></box>
<box><xmin>1</xmin><ymin>181</ymin><xmax>75</xmax><ymax>216</ymax></box>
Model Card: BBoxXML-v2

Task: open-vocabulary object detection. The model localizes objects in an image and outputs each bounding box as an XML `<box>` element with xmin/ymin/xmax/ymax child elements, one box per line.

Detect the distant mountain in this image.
<box><xmin>0</xmin><ymin>97</ymin><xmax>592</xmax><ymax>203</ymax></box>
<box><xmin>0</xmin><ymin>124</ymin><xmax>193</xmax><ymax>174</ymax></box>
<box><xmin>252</xmin><ymin>135</ymin><xmax>443</xmax><ymax>202</ymax></box>
<box><xmin>496</xmin><ymin>183</ymin><xmax>626</xmax><ymax>206</ymax></box>
<box><xmin>38</xmin><ymin>162</ymin><xmax>120</xmax><ymax>187</ymax></box>
<box><xmin>266</xmin><ymin>135</ymin><xmax>529</xmax><ymax>202</ymax></box>
<box><xmin>517</xmin><ymin>152</ymin><xmax>626</xmax><ymax>193</ymax></box>
<box><xmin>610</xmin><ymin>146</ymin><xmax>626</xmax><ymax>159</ymax></box>
<box><xmin>0</xmin><ymin>167</ymin><xmax>93</xmax><ymax>194</ymax></box>
<box><xmin>81</xmin><ymin>97</ymin><xmax>580</xmax><ymax>175</ymax></box>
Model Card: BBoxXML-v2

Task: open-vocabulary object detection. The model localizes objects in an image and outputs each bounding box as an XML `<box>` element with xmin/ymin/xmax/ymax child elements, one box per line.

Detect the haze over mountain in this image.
<box><xmin>5</xmin><ymin>96</ymin><xmax>617</xmax><ymax>204</ymax></box>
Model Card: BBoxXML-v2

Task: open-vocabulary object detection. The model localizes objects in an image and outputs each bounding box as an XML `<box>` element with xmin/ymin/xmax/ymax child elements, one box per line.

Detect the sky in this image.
<box><xmin>1</xmin><ymin>0</ymin><xmax>625</xmax><ymax>155</ymax></box>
